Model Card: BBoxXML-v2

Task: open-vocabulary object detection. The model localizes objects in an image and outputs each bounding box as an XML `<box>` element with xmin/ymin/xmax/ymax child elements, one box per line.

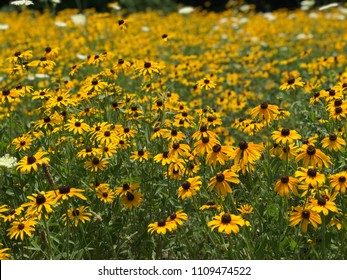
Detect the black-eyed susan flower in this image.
<box><xmin>65</xmin><ymin>118</ymin><xmax>90</xmax><ymax>135</ymax></box>
<box><xmin>166</xmin><ymin>210</ymin><xmax>188</xmax><ymax>226</ymax></box>
<box><xmin>208</xmin><ymin>212</ymin><xmax>245</xmax><ymax>234</ymax></box>
<box><xmin>0</xmin><ymin>243</ymin><xmax>11</xmax><ymax>260</ymax></box>
<box><xmin>16</xmin><ymin>151</ymin><xmax>50</xmax><ymax>174</ymax></box>
<box><xmin>321</xmin><ymin>134</ymin><xmax>346</xmax><ymax>152</ymax></box>
<box><xmin>113</xmin><ymin>58</ymin><xmax>132</xmax><ymax>72</ymax></box>
<box><xmin>295</xmin><ymin>145</ymin><xmax>332</xmax><ymax>169</ymax></box>
<box><xmin>21</xmin><ymin>191</ymin><xmax>55</xmax><ymax>218</ymax></box>
<box><xmin>12</xmin><ymin>135</ymin><xmax>32</xmax><ymax>151</ymax></box>
<box><xmin>163</xmin><ymin>128</ymin><xmax>186</xmax><ymax>142</ymax></box>
<box><xmin>237</xmin><ymin>204</ymin><xmax>254</xmax><ymax>215</ymax></box>
<box><xmin>193</xmin><ymin>135</ymin><xmax>220</xmax><ymax>156</ymax></box>
<box><xmin>148</xmin><ymin>219</ymin><xmax>176</xmax><ymax>235</ymax></box>
<box><xmin>278</xmin><ymin>144</ymin><xmax>300</xmax><ymax>161</ymax></box>
<box><xmin>177</xmin><ymin>176</ymin><xmax>202</xmax><ymax>200</ymax></box>
<box><xmin>280</xmin><ymin>76</ymin><xmax>305</xmax><ymax>90</ymax></box>
<box><xmin>96</xmin><ymin>185</ymin><xmax>116</xmax><ymax>203</ymax></box>
<box><xmin>84</xmin><ymin>157</ymin><xmax>109</xmax><ymax>172</ymax></box>
<box><xmin>274</xmin><ymin>176</ymin><xmax>298</xmax><ymax>197</ymax></box>
<box><xmin>49</xmin><ymin>185</ymin><xmax>87</xmax><ymax>204</ymax></box>
<box><xmin>154</xmin><ymin>151</ymin><xmax>176</xmax><ymax>166</ymax></box>
<box><xmin>229</xmin><ymin>140</ymin><xmax>264</xmax><ymax>173</ymax></box>
<box><xmin>115</xmin><ymin>182</ymin><xmax>140</xmax><ymax>196</ymax></box>
<box><xmin>62</xmin><ymin>205</ymin><xmax>92</xmax><ymax>227</ymax></box>
<box><xmin>249</xmin><ymin>102</ymin><xmax>279</xmax><ymax>122</ymax></box>
<box><xmin>130</xmin><ymin>149</ymin><xmax>151</xmax><ymax>162</ymax></box>
<box><xmin>309</xmin><ymin>196</ymin><xmax>338</xmax><ymax>216</ymax></box>
<box><xmin>199</xmin><ymin>202</ymin><xmax>222</xmax><ymax>211</ymax></box>
<box><xmin>76</xmin><ymin>146</ymin><xmax>98</xmax><ymax>159</ymax></box>
<box><xmin>7</xmin><ymin>217</ymin><xmax>38</xmax><ymax>240</ymax></box>
<box><xmin>117</xmin><ymin>19</ymin><xmax>127</xmax><ymax>29</ymax></box>
<box><xmin>206</xmin><ymin>144</ymin><xmax>233</xmax><ymax>168</ymax></box>
<box><xmin>120</xmin><ymin>191</ymin><xmax>143</xmax><ymax>209</ymax></box>
<box><xmin>272</xmin><ymin>128</ymin><xmax>302</xmax><ymax>145</ymax></box>
<box><xmin>329</xmin><ymin>172</ymin><xmax>347</xmax><ymax>194</ymax></box>
<box><xmin>289</xmin><ymin>206</ymin><xmax>321</xmax><ymax>233</ymax></box>
<box><xmin>2</xmin><ymin>206</ymin><xmax>23</xmax><ymax>222</ymax></box>
<box><xmin>209</xmin><ymin>169</ymin><xmax>240</xmax><ymax>197</ymax></box>
<box><xmin>135</xmin><ymin>61</ymin><xmax>161</xmax><ymax>76</ymax></box>
<box><xmin>196</xmin><ymin>77</ymin><xmax>216</xmax><ymax>90</ymax></box>
<box><xmin>295</xmin><ymin>167</ymin><xmax>326</xmax><ymax>189</ymax></box>
<box><xmin>192</xmin><ymin>124</ymin><xmax>218</xmax><ymax>141</ymax></box>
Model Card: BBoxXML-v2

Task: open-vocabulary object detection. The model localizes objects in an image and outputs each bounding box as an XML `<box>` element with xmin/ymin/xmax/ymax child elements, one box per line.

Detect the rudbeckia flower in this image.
<box><xmin>208</xmin><ymin>212</ymin><xmax>245</xmax><ymax>234</ymax></box>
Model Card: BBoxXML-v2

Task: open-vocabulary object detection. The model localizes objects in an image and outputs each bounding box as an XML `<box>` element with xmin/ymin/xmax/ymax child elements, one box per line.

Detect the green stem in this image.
<box><xmin>42</xmin><ymin>214</ymin><xmax>53</xmax><ymax>259</ymax></box>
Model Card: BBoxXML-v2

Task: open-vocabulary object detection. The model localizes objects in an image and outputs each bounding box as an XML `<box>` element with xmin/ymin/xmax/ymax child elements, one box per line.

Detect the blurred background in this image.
<box><xmin>0</xmin><ymin>0</ymin><xmax>342</xmax><ymax>13</ymax></box>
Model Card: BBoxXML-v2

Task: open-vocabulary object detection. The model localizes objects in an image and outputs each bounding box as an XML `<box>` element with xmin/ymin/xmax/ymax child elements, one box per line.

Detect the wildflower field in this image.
<box><xmin>1</xmin><ymin>2</ymin><xmax>347</xmax><ymax>260</ymax></box>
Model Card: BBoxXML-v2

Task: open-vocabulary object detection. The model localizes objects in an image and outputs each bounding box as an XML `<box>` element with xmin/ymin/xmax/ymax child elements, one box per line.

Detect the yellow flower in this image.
<box><xmin>196</xmin><ymin>77</ymin><xmax>216</xmax><ymax>90</ymax></box>
<box><xmin>62</xmin><ymin>206</ymin><xmax>92</xmax><ymax>227</ymax></box>
<box><xmin>16</xmin><ymin>151</ymin><xmax>50</xmax><ymax>174</ymax></box>
<box><xmin>208</xmin><ymin>212</ymin><xmax>245</xmax><ymax>234</ymax></box>
<box><xmin>7</xmin><ymin>217</ymin><xmax>38</xmax><ymax>240</ymax></box>
<box><xmin>289</xmin><ymin>206</ymin><xmax>321</xmax><ymax>233</ymax></box>
<box><xmin>177</xmin><ymin>176</ymin><xmax>202</xmax><ymax>199</ymax></box>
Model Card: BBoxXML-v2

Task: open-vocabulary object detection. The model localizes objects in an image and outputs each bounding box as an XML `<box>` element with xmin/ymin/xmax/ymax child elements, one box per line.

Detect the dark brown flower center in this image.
<box><xmin>104</xmin><ymin>131</ymin><xmax>111</xmax><ymax>137</ymax></box>
<box><xmin>212</xmin><ymin>144</ymin><xmax>222</xmax><ymax>153</ymax></box>
<box><xmin>59</xmin><ymin>185</ymin><xmax>70</xmax><ymax>194</ymax></box>
<box><xmin>335</xmin><ymin>106</ymin><xmax>343</xmax><ymax>114</ymax></box>
<box><xmin>281</xmin><ymin>128</ymin><xmax>290</xmax><ymax>136</ymax></box>
<box><xmin>57</xmin><ymin>96</ymin><xmax>63</xmax><ymax>101</ymax></box>
<box><xmin>72</xmin><ymin>209</ymin><xmax>80</xmax><ymax>216</ymax></box>
<box><xmin>239</xmin><ymin>141</ymin><xmax>248</xmax><ymax>150</ymax></box>
<box><xmin>216</xmin><ymin>173</ymin><xmax>225</xmax><ymax>182</ymax></box>
<box><xmin>306</xmin><ymin>145</ymin><xmax>316</xmax><ymax>155</ymax></box>
<box><xmin>287</xmin><ymin>78</ymin><xmax>295</xmax><ymax>85</ymax></box>
<box><xmin>307</xmin><ymin>168</ymin><xmax>317</xmax><ymax>178</ymax></box>
<box><xmin>281</xmin><ymin>176</ymin><xmax>289</xmax><ymax>183</ymax></box>
<box><xmin>221</xmin><ymin>213</ymin><xmax>231</xmax><ymax>223</ymax></box>
<box><xmin>317</xmin><ymin>197</ymin><xmax>327</xmax><ymax>206</ymax></box>
<box><xmin>200</xmin><ymin>124</ymin><xmax>208</xmax><ymax>132</ymax></box>
<box><xmin>158</xmin><ymin>219</ymin><xmax>166</xmax><ymax>227</ymax></box>
<box><xmin>204</xmin><ymin>79</ymin><xmax>210</xmax><ymax>84</ymax></box>
<box><xmin>301</xmin><ymin>210</ymin><xmax>310</xmax><ymax>219</ymax></box>
<box><xmin>3</xmin><ymin>89</ymin><xmax>10</xmax><ymax>96</ymax></box>
<box><xmin>75</xmin><ymin>121</ymin><xmax>81</xmax><ymax>127</ymax></box>
<box><xmin>144</xmin><ymin>62</ymin><xmax>151</xmax><ymax>68</ymax></box>
<box><xmin>162</xmin><ymin>34</ymin><xmax>168</xmax><ymax>39</ymax></box>
<box><xmin>163</xmin><ymin>151</ymin><xmax>169</xmax><ymax>158</ymax></box>
<box><xmin>126</xmin><ymin>192</ymin><xmax>135</xmax><ymax>201</ymax></box>
<box><xmin>138</xmin><ymin>149</ymin><xmax>144</xmax><ymax>156</ymax></box>
<box><xmin>92</xmin><ymin>79</ymin><xmax>98</xmax><ymax>86</ymax></box>
<box><xmin>182</xmin><ymin>181</ymin><xmax>191</xmax><ymax>190</ymax></box>
<box><xmin>329</xmin><ymin>134</ymin><xmax>337</xmax><ymax>141</ymax></box>
<box><xmin>171</xmin><ymin>129</ymin><xmax>178</xmax><ymax>136</ymax></box>
<box><xmin>92</xmin><ymin>158</ymin><xmax>100</xmax><ymax>165</ymax></box>
<box><xmin>122</xmin><ymin>183</ymin><xmax>130</xmax><ymax>190</ymax></box>
<box><xmin>18</xmin><ymin>223</ymin><xmax>25</xmax><ymax>230</ymax></box>
<box><xmin>36</xmin><ymin>194</ymin><xmax>46</xmax><ymax>205</ymax></box>
<box><xmin>338</xmin><ymin>176</ymin><xmax>346</xmax><ymax>183</ymax></box>
<box><xmin>118</xmin><ymin>58</ymin><xmax>124</xmax><ymax>64</ymax></box>
<box><xmin>334</xmin><ymin>99</ymin><xmax>342</xmax><ymax>107</ymax></box>
<box><xmin>202</xmin><ymin>136</ymin><xmax>210</xmax><ymax>143</ymax></box>
<box><xmin>260</xmin><ymin>102</ymin><xmax>268</xmax><ymax>109</ymax></box>
<box><xmin>118</xmin><ymin>19</ymin><xmax>124</xmax><ymax>25</ymax></box>
<box><xmin>27</xmin><ymin>156</ymin><xmax>37</xmax><ymax>164</ymax></box>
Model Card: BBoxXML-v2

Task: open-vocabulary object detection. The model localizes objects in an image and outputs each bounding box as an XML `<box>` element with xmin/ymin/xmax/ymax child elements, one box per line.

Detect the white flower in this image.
<box><xmin>0</xmin><ymin>154</ymin><xmax>17</xmax><ymax>169</ymax></box>
<box><xmin>54</xmin><ymin>21</ymin><xmax>67</xmax><ymax>27</ymax></box>
<box><xmin>10</xmin><ymin>0</ymin><xmax>34</xmax><ymax>6</ymax></box>
<box><xmin>51</xmin><ymin>0</ymin><xmax>61</xmax><ymax>3</ymax></box>
<box><xmin>110</xmin><ymin>2</ymin><xmax>121</xmax><ymax>10</ymax></box>
<box><xmin>319</xmin><ymin>3</ymin><xmax>338</xmax><ymax>11</ymax></box>
<box><xmin>71</xmin><ymin>14</ymin><xmax>86</xmax><ymax>26</ymax></box>
<box><xmin>0</xmin><ymin>24</ymin><xmax>9</xmax><ymax>30</ymax></box>
<box><xmin>178</xmin><ymin>6</ymin><xmax>194</xmax><ymax>15</ymax></box>
<box><xmin>300</xmin><ymin>0</ymin><xmax>315</xmax><ymax>11</ymax></box>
